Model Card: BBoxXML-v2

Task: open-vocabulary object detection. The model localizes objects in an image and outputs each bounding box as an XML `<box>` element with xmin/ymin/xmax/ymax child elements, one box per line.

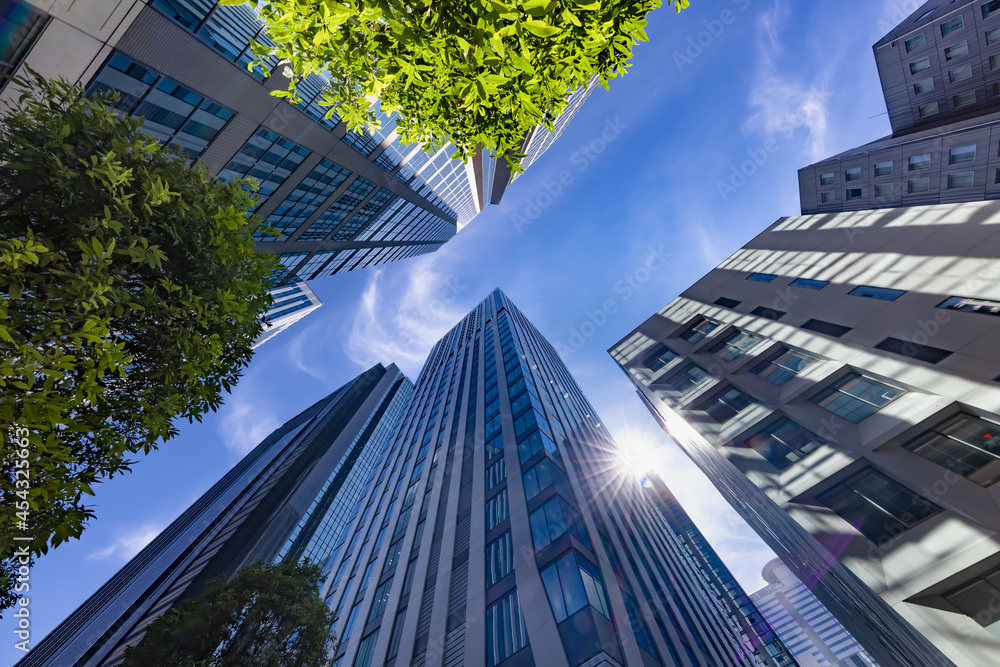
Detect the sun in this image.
<box><xmin>617</xmin><ymin>437</ymin><xmax>659</xmax><ymax>479</ymax></box>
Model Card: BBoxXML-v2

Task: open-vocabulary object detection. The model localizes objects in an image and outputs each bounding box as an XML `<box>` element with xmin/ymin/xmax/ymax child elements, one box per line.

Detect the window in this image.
<box><xmin>486</xmin><ymin>531</ymin><xmax>514</xmax><ymax>586</ymax></box>
<box><xmin>988</xmin><ymin>27</ymin><xmax>1000</xmax><ymax>44</ymax></box>
<box><xmin>919</xmin><ymin>101</ymin><xmax>940</xmax><ymax>117</ymax></box>
<box><xmin>913</xmin><ymin>78</ymin><xmax>935</xmax><ymax>94</ymax></box>
<box><xmin>874</xmin><ymin>161</ymin><xmax>894</xmax><ymax>177</ymax></box>
<box><xmin>820</xmin><ymin>172</ymin><xmax>835</xmax><ymax>186</ymax></box>
<box><xmin>993</xmin><ymin>55</ymin><xmax>1000</xmax><ymax>71</ymax></box>
<box><xmin>876</xmin><ymin>338</ymin><xmax>953</xmax><ymax>363</ymax></box>
<box><xmin>938</xmin><ymin>296</ymin><xmax>1000</xmax><ymax>316</ymax></box>
<box><xmin>714</xmin><ymin>297</ymin><xmax>741</xmax><ymax>308</ymax></box>
<box><xmin>367</xmin><ymin>576</ymin><xmax>394</xmax><ymax>622</ymax></box>
<box><xmin>850</xmin><ymin>285</ymin><xmax>906</xmax><ymax>301</ymax></box>
<box><xmin>353</xmin><ymin>630</ymin><xmax>380</xmax><ymax>667</ymax></box>
<box><xmin>846</xmin><ymin>188</ymin><xmax>863</xmax><ymax>200</ymax></box>
<box><xmin>909</xmin><ymin>153</ymin><xmax>932</xmax><ymax>171</ymax></box>
<box><xmin>875</xmin><ymin>183</ymin><xmax>894</xmax><ymax>197</ymax></box>
<box><xmin>821</xmin><ymin>191</ymin><xmax>835</xmax><ymax>203</ymax></box>
<box><xmin>486</xmin><ymin>488</ymin><xmax>509</xmax><ymax>531</ymax></box>
<box><xmin>359</xmin><ymin>559</ymin><xmax>376</xmax><ymax>592</ymax></box>
<box><xmin>741</xmin><ymin>417</ymin><xmax>826</xmax><ymax>469</ymax></box>
<box><xmin>816</xmin><ymin>467</ymin><xmax>939</xmax><ymax>544</ymax></box>
<box><xmin>905</xmin><ymin>33</ymin><xmax>926</xmax><ymax>52</ymax></box>
<box><xmin>903</xmin><ymin>413</ymin><xmax>1000</xmax><ymax>485</ymax></box>
<box><xmin>486</xmin><ymin>590</ymin><xmax>530</xmax><ymax>667</ymax></box>
<box><xmin>747</xmin><ymin>272</ymin><xmax>777</xmax><ymax>282</ymax></box>
<box><xmin>701</xmin><ymin>386</ymin><xmax>756</xmax><ymax>423</ymax></box>
<box><xmin>813</xmin><ymin>373</ymin><xmax>905</xmax><ymax>423</ymax></box>
<box><xmin>845</xmin><ymin>167</ymin><xmax>862</xmax><ymax>181</ymax></box>
<box><xmin>623</xmin><ymin>592</ymin><xmax>659</xmax><ymax>657</ymax></box>
<box><xmin>943</xmin><ymin>565</ymin><xmax>1000</xmax><ymax>638</ymax></box>
<box><xmin>713</xmin><ymin>330</ymin><xmax>762</xmax><ymax>361</ymax></box>
<box><xmin>658</xmin><ymin>362</ymin><xmax>710</xmax><ymax>395</ymax></box>
<box><xmin>986</xmin><ymin>0</ymin><xmax>1000</xmax><ymax>19</ymax></box>
<box><xmin>909</xmin><ymin>57</ymin><xmax>931</xmax><ymax>74</ymax></box>
<box><xmin>529</xmin><ymin>496</ymin><xmax>587</xmax><ymax>551</ymax></box>
<box><xmin>950</xmin><ymin>64</ymin><xmax>973</xmax><ymax>82</ymax></box>
<box><xmin>941</xmin><ymin>15</ymin><xmax>964</xmax><ymax>36</ymax></box>
<box><xmin>908</xmin><ymin>177</ymin><xmax>931</xmax><ymax>193</ymax></box>
<box><xmin>754</xmin><ymin>348</ymin><xmax>817</xmax><ymax>385</ymax></box>
<box><xmin>540</xmin><ymin>552</ymin><xmax>611</xmax><ymax>623</ymax></box>
<box><xmin>517</xmin><ymin>428</ymin><xmax>557</xmax><ymax>464</ymax></box>
<box><xmin>678</xmin><ymin>317</ymin><xmax>719</xmax><ymax>344</ymax></box>
<box><xmin>341</xmin><ymin>602</ymin><xmax>362</xmax><ymax>641</ymax></box>
<box><xmin>486</xmin><ymin>458</ymin><xmax>506</xmax><ymax>491</ymax></box>
<box><xmin>643</xmin><ymin>343</ymin><xmax>677</xmax><ymax>372</ymax></box>
<box><xmin>386</xmin><ymin>608</ymin><xmax>407</xmax><ymax>659</ymax></box>
<box><xmin>523</xmin><ymin>458</ymin><xmax>563</xmax><ymax>500</ymax></box>
<box><xmin>948</xmin><ymin>171</ymin><xmax>975</xmax><ymax>189</ymax></box>
<box><xmin>382</xmin><ymin>538</ymin><xmax>405</xmax><ymax>573</ymax></box>
<box><xmin>954</xmin><ymin>90</ymin><xmax>977</xmax><ymax>107</ymax></box>
<box><xmin>949</xmin><ymin>146</ymin><xmax>976</xmax><ymax>165</ymax></box>
<box><xmin>801</xmin><ymin>318</ymin><xmax>851</xmax><ymax>338</ymax></box>
<box><xmin>0</xmin><ymin>0</ymin><xmax>47</xmax><ymax>93</ymax></box>
<box><xmin>946</xmin><ymin>40</ymin><xmax>970</xmax><ymax>60</ymax></box>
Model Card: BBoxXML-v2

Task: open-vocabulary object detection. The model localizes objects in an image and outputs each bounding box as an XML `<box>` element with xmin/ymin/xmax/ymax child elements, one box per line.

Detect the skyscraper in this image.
<box><xmin>751</xmin><ymin>560</ymin><xmax>877</xmax><ymax>667</ymax></box>
<box><xmin>317</xmin><ymin>290</ymin><xmax>793</xmax><ymax>667</ymax></box>
<box><xmin>609</xmin><ymin>202</ymin><xmax>1000</xmax><ymax>667</ymax></box>
<box><xmin>254</xmin><ymin>280</ymin><xmax>324</xmax><ymax>348</ymax></box>
<box><xmin>19</xmin><ymin>363</ymin><xmax>412</xmax><ymax>667</ymax></box>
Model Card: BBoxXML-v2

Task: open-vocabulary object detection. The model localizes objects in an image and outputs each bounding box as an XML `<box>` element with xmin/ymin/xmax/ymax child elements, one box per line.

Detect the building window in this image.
<box><xmin>943</xmin><ymin>565</ymin><xmax>1000</xmax><ymax>638</ymax></box>
<box><xmin>486</xmin><ymin>458</ymin><xmax>506</xmax><ymax>491</ymax></box>
<box><xmin>874</xmin><ymin>161</ymin><xmax>894</xmax><ymax>177</ymax></box>
<box><xmin>951</xmin><ymin>145</ymin><xmax>979</xmax><ymax>168</ymax></box>
<box><xmin>945</xmin><ymin>40</ymin><xmax>970</xmax><ymax>60</ymax></box>
<box><xmin>752</xmin><ymin>306</ymin><xmax>786</xmax><ymax>320</ymax></box>
<box><xmin>948</xmin><ymin>171</ymin><xmax>975</xmax><ymax>189</ymax></box>
<box><xmin>909</xmin><ymin>56</ymin><xmax>931</xmax><ymax>74</ymax></box>
<box><xmin>529</xmin><ymin>496</ymin><xmax>588</xmax><ymax>551</ymax></box>
<box><xmin>909</xmin><ymin>153</ymin><xmax>931</xmax><ymax>171</ymax></box>
<box><xmin>367</xmin><ymin>577</ymin><xmax>394</xmax><ymax>622</ymax></box>
<box><xmin>905</xmin><ymin>33</ymin><xmax>926</xmax><ymax>52</ymax></box>
<box><xmin>988</xmin><ymin>27</ymin><xmax>1000</xmax><ymax>44</ymax></box>
<box><xmin>801</xmin><ymin>318</ymin><xmax>851</xmax><ymax>337</ymax></box>
<box><xmin>353</xmin><ymin>630</ymin><xmax>380</xmax><ymax>667</ymax></box>
<box><xmin>874</xmin><ymin>337</ymin><xmax>952</xmax><ymax>363</ymax></box>
<box><xmin>486</xmin><ymin>531</ymin><xmax>514</xmax><ymax>587</ymax></box>
<box><xmin>875</xmin><ymin>182</ymin><xmax>894</xmax><ymax>198</ymax></box>
<box><xmin>954</xmin><ymin>90</ymin><xmax>978</xmax><ymax>107</ymax></box>
<box><xmin>386</xmin><ymin>608</ymin><xmax>407</xmax><ymax>659</ymax></box>
<box><xmin>845</xmin><ymin>167</ymin><xmax>862</xmax><ymax>181</ymax></box>
<box><xmin>846</xmin><ymin>188</ymin><xmax>863</xmax><ymax>200</ymax></box>
<box><xmin>986</xmin><ymin>0</ymin><xmax>1000</xmax><ymax>19</ymax></box>
<box><xmin>913</xmin><ymin>78</ymin><xmax>935</xmax><ymax>94</ymax></box>
<box><xmin>701</xmin><ymin>385</ymin><xmax>755</xmax><ymax>423</ymax></box>
<box><xmin>938</xmin><ymin>296</ymin><xmax>1000</xmax><ymax>316</ymax></box>
<box><xmin>713</xmin><ymin>330</ymin><xmax>762</xmax><ymax>361</ymax></box>
<box><xmin>740</xmin><ymin>416</ymin><xmax>826</xmax><ymax>469</ymax></box>
<box><xmin>849</xmin><ymin>285</ymin><xmax>906</xmax><ymax>301</ymax></box>
<box><xmin>903</xmin><ymin>412</ymin><xmax>1000</xmax><ymax>486</ymax></box>
<box><xmin>714</xmin><ymin>297</ymin><xmax>741</xmax><ymax>308</ymax></box>
<box><xmin>992</xmin><ymin>55</ymin><xmax>1000</xmax><ymax>71</ymax></box>
<box><xmin>643</xmin><ymin>343</ymin><xmax>678</xmax><ymax>372</ymax></box>
<box><xmin>816</xmin><ymin>467</ymin><xmax>940</xmax><ymax>545</ymax></box>
<box><xmin>918</xmin><ymin>101</ymin><xmax>940</xmax><ymax>117</ymax></box>
<box><xmin>753</xmin><ymin>348</ymin><xmax>817</xmax><ymax>385</ymax></box>
<box><xmin>941</xmin><ymin>15</ymin><xmax>965</xmax><ymax>36</ymax></box>
<box><xmin>658</xmin><ymin>362</ymin><xmax>710</xmax><ymax>396</ymax></box>
<box><xmin>523</xmin><ymin>458</ymin><xmax>564</xmax><ymax>500</ymax></box>
<box><xmin>747</xmin><ymin>272</ymin><xmax>778</xmax><ymax>282</ymax></box>
<box><xmin>340</xmin><ymin>602</ymin><xmax>362</xmax><ymax>641</ymax></box>
<box><xmin>0</xmin><ymin>0</ymin><xmax>48</xmax><ymax>93</ymax></box>
<box><xmin>820</xmin><ymin>172</ymin><xmax>835</xmax><ymax>186</ymax></box>
<box><xmin>678</xmin><ymin>317</ymin><xmax>719</xmax><ymax>344</ymax></box>
<box><xmin>486</xmin><ymin>590</ymin><xmax>530</xmax><ymax>667</ymax></box>
<box><xmin>813</xmin><ymin>373</ymin><xmax>905</xmax><ymax>423</ymax></box>
<box><xmin>950</xmin><ymin>64</ymin><xmax>973</xmax><ymax>82</ymax></box>
<box><xmin>540</xmin><ymin>551</ymin><xmax>611</xmax><ymax>623</ymax></box>
<box><xmin>486</xmin><ymin>488</ymin><xmax>509</xmax><ymax>531</ymax></box>
<box><xmin>821</xmin><ymin>191</ymin><xmax>835</xmax><ymax>203</ymax></box>
<box><xmin>908</xmin><ymin>177</ymin><xmax>931</xmax><ymax>193</ymax></box>
<box><xmin>622</xmin><ymin>592</ymin><xmax>659</xmax><ymax>657</ymax></box>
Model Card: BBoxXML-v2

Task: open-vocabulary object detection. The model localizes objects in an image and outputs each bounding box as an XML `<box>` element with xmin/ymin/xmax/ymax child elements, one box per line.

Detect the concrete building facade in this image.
<box><xmin>19</xmin><ymin>364</ymin><xmax>412</xmax><ymax>666</ymax></box>
<box><xmin>610</xmin><ymin>202</ymin><xmax>1000</xmax><ymax>667</ymax></box>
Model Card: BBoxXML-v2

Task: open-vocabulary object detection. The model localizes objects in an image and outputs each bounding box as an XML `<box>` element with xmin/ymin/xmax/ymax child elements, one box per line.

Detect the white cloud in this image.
<box><xmin>218</xmin><ymin>395</ymin><xmax>281</xmax><ymax>456</ymax></box>
<box><xmin>286</xmin><ymin>323</ymin><xmax>327</xmax><ymax>380</ymax></box>
<box><xmin>89</xmin><ymin>523</ymin><xmax>164</xmax><ymax>562</ymax></box>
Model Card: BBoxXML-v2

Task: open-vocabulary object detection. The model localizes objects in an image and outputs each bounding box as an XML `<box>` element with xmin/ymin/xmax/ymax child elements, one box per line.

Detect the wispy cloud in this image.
<box><xmin>218</xmin><ymin>394</ymin><xmax>281</xmax><ymax>456</ymax></box>
<box><xmin>287</xmin><ymin>323</ymin><xmax>327</xmax><ymax>380</ymax></box>
<box><xmin>89</xmin><ymin>523</ymin><xmax>164</xmax><ymax>562</ymax></box>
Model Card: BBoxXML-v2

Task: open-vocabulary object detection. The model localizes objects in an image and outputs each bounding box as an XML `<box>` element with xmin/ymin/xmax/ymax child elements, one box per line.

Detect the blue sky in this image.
<box><xmin>3</xmin><ymin>0</ymin><xmax>917</xmax><ymax>661</ymax></box>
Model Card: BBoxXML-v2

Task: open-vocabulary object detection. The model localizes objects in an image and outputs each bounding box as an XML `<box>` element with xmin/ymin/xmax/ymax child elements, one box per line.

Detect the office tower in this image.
<box><xmin>751</xmin><ymin>560</ymin><xmax>877</xmax><ymax>667</ymax></box>
<box><xmin>799</xmin><ymin>0</ymin><xmax>1000</xmax><ymax>214</ymax></box>
<box><xmin>20</xmin><ymin>364</ymin><xmax>412</xmax><ymax>667</ymax></box>
<box><xmin>610</xmin><ymin>201</ymin><xmax>1000</xmax><ymax>667</ymax></box>
<box><xmin>254</xmin><ymin>280</ymin><xmax>324</xmax><ymax>348</ymax></box>
<box><xmin>318</xmin><ymin>289</ymin><xmax>790</xmax><ymax>667</ymax></box>
<box><xmin>641</xmin><ymin>473</ymin><xmax>796</xmax><ymax>667</ymax></box>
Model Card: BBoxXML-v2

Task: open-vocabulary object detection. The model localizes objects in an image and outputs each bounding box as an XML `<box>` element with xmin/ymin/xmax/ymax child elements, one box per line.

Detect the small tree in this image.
<box><xmin>0</xmin><ymin>71</ymin><xmax>276</xmax><ymax>612</ymax></box>
<box><xmin>229</xmin><ymin>0</ymin><xmax>690</xmax><ymax>172</ymax></box>
<box><xmin>122</xmin><ymin>561</ymin><xmax>337</xmax><ymax>666</ymax></box>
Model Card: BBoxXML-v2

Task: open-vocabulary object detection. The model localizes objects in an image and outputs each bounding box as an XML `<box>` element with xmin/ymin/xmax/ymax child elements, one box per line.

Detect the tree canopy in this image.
<box><xmin>230</xmin><ymin>0</ymin><xmax>689</xmax><ymax>171</ymax></box>
<box><xmin>0</xmin><ymin>71</ymin><xmax>276</xmax><ymax>613</ymax></box>
<box><xmin>122</xmin><ymin>561</ymin><xmax>337</xmax><ymax>666</ymax></box>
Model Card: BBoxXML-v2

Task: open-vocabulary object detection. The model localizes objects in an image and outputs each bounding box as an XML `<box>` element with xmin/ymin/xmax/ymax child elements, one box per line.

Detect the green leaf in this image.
<box><xmin>522</xmin><ymin>20</ymin><xmax>561</xmax><ymax>37</ymax></box>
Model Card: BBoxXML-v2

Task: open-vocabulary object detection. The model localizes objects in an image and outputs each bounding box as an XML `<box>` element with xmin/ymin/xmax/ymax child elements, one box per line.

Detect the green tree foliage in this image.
<box><xmin>0</xmin><ymin>71</ymin><xmax>276</xmax><ymax>613</ymax></box>
<box><xmin>227</xmin><ymin>0</ymin><xmax>690</xmax><ymax>171</ymax></box>
<box><xmin>122</xmin><ymin>561</ymin><xmax>337</xmax><ymax>666</ymax></box>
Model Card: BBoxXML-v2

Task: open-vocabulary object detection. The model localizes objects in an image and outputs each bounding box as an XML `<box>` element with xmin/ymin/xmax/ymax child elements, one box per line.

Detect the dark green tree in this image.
<box><xmin>0</xmin><ymin>71</ymin><xmax>277</xmax><ymax>613</ymax></box>
<box><xmin>226</xmin><ymin>0</ymin><xmax>690</xmax><ymax>171</ymax></box>
<box><xmin>122</xmin><ymin>561</ymin><xmax>337</xmax><ymax>666</ymax></box>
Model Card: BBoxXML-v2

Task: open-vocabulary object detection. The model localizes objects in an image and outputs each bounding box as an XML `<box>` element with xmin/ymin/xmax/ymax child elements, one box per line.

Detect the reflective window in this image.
<box><xmin>529</xmin><ymin>496</ymin><xmax>588</xmax><ymax>551</ymax></box>
<box><xmin>821</xmin><ymin>191</ymin><xmax>835</xmax><ymax>203</ymax></box>
<box><xmin>903</xmin><ymin>412</ymin><xmax>1000</xmax><ymax>486</ymax></box>
<box><xmin>909</xmin><ymin>153</ymin><xmax>932</xmax><ymax>171</ymax></box>
<box><xmin>945</xmin><ymin>40</ymin><xmax>970</xmax><ymax>60</ymax></box>
<box><xmin>701</xmin><ymin>386</ymin><xmax>756</xmax><ymax>424</ymax></box>
<box><xmin>540</xmin><ymin>551</ymin><xmax>611</xmax><ymax>623</ymax></box>
<box><xmin>875</xmin><ymin>182</ymin><xmax>894</xmax><ymax>198</ymax></box>
<box><xmin>522</xmin><ymin>458</ymin><xmax>565</xmax><ymax>500</ymax></box>
<box><xmin>353</xmin><ymin>629</ymin><xmax>379</xmax><ymax>667</ymax></box>
<box><xmin>905</xmin><ymin>33</ymin><xmax>926</xmax><ymax>52</ymax></box>
<box><xmin>913</xmin><ymin>78</ymin><xmax>934</xmax><ymax>94</ymax></box>
<box><xmin>255</xmin><ymin>158</ymin><xmax>352</xmax><ymax>240</ymax></box>
<box><xmin>0</xmin><ymin>0</ymin><xmax>47</xmax><ymax>93</ymax></box>
<box><xmin>950</xmin><ymin>64</ymin><xmax>973</xmax><ymax>82</ymax></box>
<box><xmin>846</xmin><ymin>188</ymin><xmax>862</xmax><ymax>200</ymax></box>
<box><xmin>658</xmin><ymin>362</ymin><xmax>710</xmax><ymax>396</ymax></box>
<box><xmin>954</xmin><ymin>90</ymin><xmax>977</xmax><ymax>107</ymax></box>
<box><xmin>813</xmin><ymin>373</ymin><xmax>905</xmax><ymax>423</ymax></box>
<box><xmin>678</xmin><ymin>317</ymin><xmax>719</xmax><ymax>343</ymax></box>
<box><xmin>908</xmin><ymin>177</ymin><xmax>931</xmax><ymax>193</ymax></box>
<box><xmin>486</xmin><ymin>590</ymin><xmax>530</xmax><ymax>667</ymax></box>
<box><xmin>298</xmin><ymin>177</ymin><xmax>377</xmax><ymax>241</ymax></box>
<box><xmin>623</xmin><ymin>592</ymin><xmax>659</xmax><ymax>657</ymax></box>
<box><xmin>741</xmin><ymin>417</ymin><xmax>826</xmax><ymax>469</ymax></box>
<box><xmin>938</xmin><ymin>296</ymin><xmax>1000</xmax><ymax>316</ymax></box>
<box><xmin>943</xmin><ymin>566</ymin><xmax>1000</xmax><ymax>639</ymax></box>
<box><xmin>217</xmin><ymin>126</ymin><xmax>310</xmax><ymax>208</ymax></box>
<box><xmin>874</xmin><ymin>161</ymin><xmax>894</xmax><ymax>177</ymax></box>
<box><xmin>485</xmin><ymin>458</ymin><xmax>506</xmax><ymax>491</ymax></box>
<box><xmin>485</xmin><ymin>488</ymin><xmax>509</xmax><ymax>531</ymax></box>
<box><xmin>486</xmin><ymin>531</ymin><xmax>514</xmax><ymax>587</ymax></box>
<box><xmin>713</xmin><ymin>330</ymin><xmax>762</xmax><ymax>361</ymax></box>
<box><xmin>988</xmin><ymin>27</ymin><xmax>1000</xmax><ymax>44</ymax></box>
<box><xmin>747</xmin><ymin>272</ymin><xmax>778</xmax><ymax>282</ymax></box>
<box><xmin>332</xmin><ymin>188</ymin><xmax>397</xmax><ymax>241</ymax></box>
<box><xmin>941</xmin><ymin>15</ymin><xmax>965</xmax><ymax>36</ymax></box>
<box><xmin>754</xmin><ymin>348</ymin><xmax>817</xmax><ymax>385</ymax></box>
<box><xmin>367</xmin><ymin>576</ymin><xmax>394</xmax><ymax>622</ymax></box>
<box><xmin>950</xmin><ymin>145</ymin><xmax>977</xmax><ymax>164</ymax></box>
<box><xmin>948</xmin><ymin>171</ymin><xmax>975</xmax><ymax>189</ymax></box>
<box><xmin>849</xmin><ymin>285</ymin><xmax>906</xmax><ymax>301</ymax></box>
<box><xmin>386</xmin><ymin>608</ymin><xmax>407</xmax><ymax>659</ymax></box>
<box><xmin>986</xmin><ymin>0</ymin><xmax>1000</xmax><ymax>19</ymax></box>
<box><xmin>918</xmin><ymin>101</ymin><xmax>940</xmax><ymax>117</ymax></box>
<box><xmin>909</xmin><ymin>56</ymin><xmax>931</xmax><ymax>74</ymax></box>
<box><xmin>820</xmin><ymin>172</ymin><xmax>835</xmax><ymax>185</ymax></box>
<box><xmin>643</xmin><ymin>343</ymin><xmax>678</xmax><ymax>372</ymax></box>
<box><xmin>845</xmin><ymin>166</ymin><xmax>862</xmax><ymax>181</ymax></box>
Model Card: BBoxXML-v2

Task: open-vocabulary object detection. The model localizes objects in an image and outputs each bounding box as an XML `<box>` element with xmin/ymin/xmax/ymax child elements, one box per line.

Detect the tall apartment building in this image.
<box><xmin>610</xmin><ymin>202</ymin><xmax>1000</xmax><ymax>667</ymax></box>
<box><xmin>316</xmin><ymin>290</ymin><xmax>794</xmax><ymax>667</ymax></box>
<box><xmin>750</xmin><ymin>559</ymin><xmax>877</xmax><ymax>667</ymax></box>
<box><xmin>19</xmin><ymin>364</ymin><xmax>412</xmax><ymax>667</ymax></box>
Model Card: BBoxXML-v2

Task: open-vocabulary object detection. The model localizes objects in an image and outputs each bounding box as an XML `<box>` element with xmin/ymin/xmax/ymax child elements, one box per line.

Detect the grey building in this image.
<box><xmin>751</xmin><ymin>559</ymin><xmax>877</xmax><ymax>667</ymax></box>
<box><xmin>254</xmin><ymin>280</ymin><xmax>323</xmax><ymax>348</ymax></box>
<box><xmin>19</xmin><ymin>363</ymin><xmax>412</xmax><ymax>666</ymax></box>
<box><xmin>317</xmin><ymin>289</ymin><xmax>792</xmax><ymax>667</ymax></box>
<box><xmin>610</xmin><ymin>202</ymin><xmax>1000</xmax><ymax>667</ymax></box>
